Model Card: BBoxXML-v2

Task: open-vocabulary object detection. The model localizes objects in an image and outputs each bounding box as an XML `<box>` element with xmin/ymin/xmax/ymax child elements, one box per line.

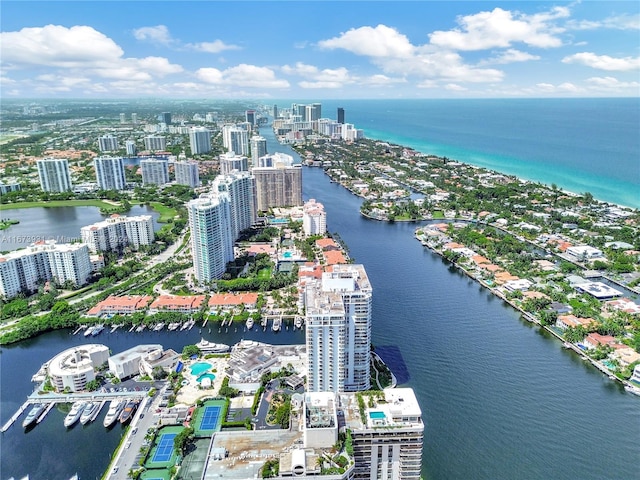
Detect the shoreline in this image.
<box><xmin>413</xmin><ymin>230</ymin><xmax>638</xmax><ymax>390</ymax></box>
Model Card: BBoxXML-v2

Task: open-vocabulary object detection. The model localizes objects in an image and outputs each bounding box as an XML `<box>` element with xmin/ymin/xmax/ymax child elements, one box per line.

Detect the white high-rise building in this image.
<box><xmin>140</xmin><ymin>158</ymin><xmax>169</xmax><ymax>186</ymax></box>
<box><xmin>125</xmin><ymin>140</ymin><xmax>137</xmax><ymax>156</ymax></box>
<box><xmin>219</xmin><ymin>151</ymin><xmax>249</xmax><ymax>175</ymax></box>
<box><xmin>187</xmin><ymin>193</ymin><xmax>234</xmax><ymax>284</ymax></box>
<box><xmin>81</xmin><ymin>215</ymin><xmax>154</xmax><ymax>253</ymax></box>
<box><xmin>347</xmin><ymin>388</ymin><xmax>424</xmax><ymax>480</ymax></box>
<box><xmin>98</xmin><ymin>134</ymin><xmax>119</xmax><ymax>152</ymax></box>
<box><xmin>303</xmin><ymin>199</ymin><xmax>327</xmax><ymax>235</ymax></box>
<box><xmin>0</xmin><ymin>241</ymin><xmax>92</xmax><ymax>298</ymax></box>
<box><xmin>305</xmin><ymin>264</ymin><xmax>372</xmax><ymax>393</ymax></box>
<box><xmin>144</xmin><ymin>135</ymin><xmax>167</xmax><ymax>151</ymax></box>
<box><xmin>250</xmin><ymin>136</ymin><xmax>267</xmax><ymax>167</ymax></box>
<box><xmin>94</xmin><ymin>156</ymin><xmax>127</xmax><ymax>191</ymax></box>
<box><xmin>213</xmin><ymin>171</ymin><xmax>256</xmax><ymax>239</ymax></box>
<box><xmin>36</xmin><ymin>158</ymin><xmax>72</xmax><ymax>192</ymax></box>
<box><xmin>222</xmin><ymin>125</ymin><xmax>249</xmax><ymax>155</ymax></box>
<box><xmin>119</xmin><ymin>113</ymin><xmax>126</xmax><ymax>124</ymax></box>
<box><xmin>189</xmin><ymin>127</ymin><xmax>212</xmax><ymax>155</ymax></box>
<box><xmin>252</xmin><ymin>154</ymin><xmax>302</xmax><ymax>212</ymax></box>
<box><xmin>131</xmin><ymin>113</ymin><xmax>138</xmax><ymax>124</ymax></box>
<box><xmin>174</xmin><ymin>161</ymin><xmax>200</xmax><ymax>188</ymax></box>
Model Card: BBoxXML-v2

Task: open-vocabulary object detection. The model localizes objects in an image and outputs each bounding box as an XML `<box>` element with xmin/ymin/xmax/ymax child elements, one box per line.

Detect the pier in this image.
<box><xmin>1</xmin><ymin>400</ymin><xmax>30</xmax><ymax>433</ymax></box>
<box><xmin>36</xmin><ymin>402</ymin><xmax>56</xmax><ymax>424</ymax></box>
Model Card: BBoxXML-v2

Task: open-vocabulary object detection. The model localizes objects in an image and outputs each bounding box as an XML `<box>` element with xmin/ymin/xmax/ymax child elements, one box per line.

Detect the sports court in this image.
<box><xmin>192</xmin><ymin>399</ymin><xmax>226</xmax><ymax>436</ymax></box>
<box><xmin>152</xmin><ymin>432</ymin><xmax>176</xmax><ymax>463</ymax></box>
<box><xmin>144</xmin><ymin>425</ymin><xmax>184</xmax><ymax>469</ymax></box>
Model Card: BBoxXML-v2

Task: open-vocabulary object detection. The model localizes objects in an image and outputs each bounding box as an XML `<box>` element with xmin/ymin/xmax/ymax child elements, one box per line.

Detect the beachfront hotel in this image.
<box><xmin>36</xmin><ymin>158</ymin><xmax>72</xmax><ymax>192</ymax></box>
<box><xmin>94</xmin><ymin>155</ymin><xmax>127</xmax><ymax>190</ymax></box>
<box><xmin>305</xmin><ymin>264</ymin><xmax>372</xmax><ymax>393</ymax></box>
<box><xmin>80</xmin><ymin>214</ymin><xmax>154</xmax><ymax>253</ymax></box>
<box><xmin>0</xmin><ymin>241</ymin><xmax>91</xmax><ymax>299</ymax></box>
<box><xmin>47</xmin><ymin>344</ymin><xmax>110</xmax><ymax>392</ymax></box>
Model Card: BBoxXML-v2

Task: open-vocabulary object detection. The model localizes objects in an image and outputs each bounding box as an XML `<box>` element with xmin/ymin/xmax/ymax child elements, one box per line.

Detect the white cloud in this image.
<box><xmin>1</xmin><ymin>25</ymin><xmax>123</xmax><ymax>68</ymax></box>
<box><xmin>318</xmin><ymin>25</ymin><xmax>414</xmax><ymax>58</ymax></box>
<box><xmin>133</xmin><ymin>25</ymin><xmax>173</xmax><ymax>45</ymax></box>
<box><xmin>360</xmin><ymin>74</ymin><xmax>407</xmax><ymax>86</ymax></box>
<box><xmin>187</xmin><ymin>40</ymin><xmax>241</xmax><ymax>53</ymax></box>
<box><xmin>479</xmin><ymin>49</ymin><xmax>540</xmax><ymax>65</ymax></box>
<box><xmin>429</xmin><ymin>6</ymin><xmax>568</xmax><ymax>51</ymax></box>
<box><xmin>299</xmin><ymin>81</ymin><xmax>344</xmax><ymax>89</ymax></box>
<box><xmin>586</xmin><ymin>76</ymin><xmax>640</xmax><ymax>90</ymax></box>
<box><xmin>445</xmin><ymin>83</ymin><xmax>467</xmax><ymax>91</ymax></box>
<box><xmin>535</xmin><ymin>81</ymin><xmax>582</xmax><ymax>93</ymax></box>
<box><xmin>196</xmin><ymin>64</ymin><xmax>289</xmax><ymax>88</ymax></box>
<box><xmin>566</xmin><ymin>14</ymin><xmax>640</xmax><ymax>31</ymax></box>
<box><xmin>562</xmin><ymin>52</ymin><xmax>640</xmax><ymax>71</ymax></box>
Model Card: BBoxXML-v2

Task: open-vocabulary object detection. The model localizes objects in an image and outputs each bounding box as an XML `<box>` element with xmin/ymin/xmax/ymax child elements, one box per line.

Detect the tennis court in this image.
<box><xmin>152</xmin><ymin>432</ymin><xmax>177</xmax><ymax>463</ymax></box>
<box><xmin>200</xmin><ymin>406</ymin><xmax>221</xmax><ymax>431</ymax></box>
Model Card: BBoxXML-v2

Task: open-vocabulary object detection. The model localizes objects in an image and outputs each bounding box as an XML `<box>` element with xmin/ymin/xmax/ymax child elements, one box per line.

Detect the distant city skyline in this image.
<box><xmin>1</xmin><ymin>1</ymin><xmax>638</xmax><ymax>99</ymax></box>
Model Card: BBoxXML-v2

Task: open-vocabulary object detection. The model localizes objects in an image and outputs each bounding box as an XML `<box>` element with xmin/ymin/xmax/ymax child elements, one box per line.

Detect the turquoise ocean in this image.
<box><xmin>290</xmin><ymin>98</ymin><xmax>640</xmax><ymax>209</ymax></box>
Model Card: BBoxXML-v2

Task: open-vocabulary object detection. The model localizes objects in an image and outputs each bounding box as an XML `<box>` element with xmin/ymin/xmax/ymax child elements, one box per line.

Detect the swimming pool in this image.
<box><xmin>369</xmin><ymin>411</ymin><xmax>386</xmax><ymax>420</ymax></box>
<box><xmin>190</xmin><ymin>362</ymin><xmax>212</xmax><ymax>376</ymax></box>
<box><xmin>283</xmin><ymin>251</ymin><xmax>292</xmax><ymax>259</ymax></box>
<box><xmin>198</xmin><ymin>373</ymin><xmax>216</xmax><ymax>384</ymax></box>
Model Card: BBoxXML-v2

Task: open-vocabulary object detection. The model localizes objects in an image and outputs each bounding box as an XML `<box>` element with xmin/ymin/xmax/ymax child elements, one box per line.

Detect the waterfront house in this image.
<box><xmin>208</xmin><ymin>293</ymin><xmax>258</xmax><ymax>313</ymax></box>
<box><xmin>604</xmin><ymin>298</ymin><xmax>640</xmax><ymax>315</ymax></box>
<box><xmin>504</xmin><ymin>279</ymin><xmax>533</xmax><ymax>292</ymax></box>
<box><xmin>148</xmin><ymin>295</ymin><xmax>206</xmax><ymax>314</ymax></box>
<box><xmin>555</xmin><ymin>314</ymin><xmax>595</xmax><ymax>331</ymax></box>
<box><xmin>86</xmin><ymin>295</ymin><xmax>153</xmax><ymax>317</ymax></box>
<box><xmin>583</xmin><ymin>333</ymin><xmax>619</xmax><ymax>350</ymax></box>
<box><xmin>612</xmin><ymin>347</ymin><xmax>640</xmax><ymax>367</ymax></box>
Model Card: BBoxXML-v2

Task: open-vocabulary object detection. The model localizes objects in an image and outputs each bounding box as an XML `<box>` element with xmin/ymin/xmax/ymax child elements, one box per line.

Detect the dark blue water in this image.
<box><xmin>2</xmin><ymin>104</ymin><xmax>639</xmax><ymax>479</ymax></box>
<box><xmin>0</xmin><ymin>205</ymin><xmax>161</xmax><ymax>251</ymax></box>
<box><xmin>280</xmin><ymin>98</ymin><xmax>640</xmax><ymax>208</ymax></box>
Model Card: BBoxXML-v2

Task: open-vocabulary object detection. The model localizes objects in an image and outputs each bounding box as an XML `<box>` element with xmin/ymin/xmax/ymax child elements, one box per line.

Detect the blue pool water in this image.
<box><xmin>190</xmin><ymin>362</ymin><xmax>212</xmax><ymax>376</ymax></box>
<box><xmin>283</xmin><ymin>251</ymin><xmax>292</xmax><ymax>258</ymax></box>
<box><xmin>369</xmin><ymin>411</ymin><xmax>386</xmax><ymax>419</ymax></box>
<box><xmin>198</xmin><ymin>373</ymin><xmax>216</xmax><ymax>383</ymax></box>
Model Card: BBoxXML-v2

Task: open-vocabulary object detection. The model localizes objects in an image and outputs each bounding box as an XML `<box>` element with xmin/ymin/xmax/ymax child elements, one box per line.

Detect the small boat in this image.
<box><xmin>64</xmin><ymin>401</ymin><xmax>86</xmax><ymax>428</ymax></box>
<box><xmin>624</xmin><ymin>385</ymin><xmax>640</xmax><ymax>396</ymax></box>
<box><xmin>80</xmin><ymin>402</ymin><xmax>98</xmax><ymax>425</ymax></box>
<box><xmin>294</xmin><ymin>317</ymin><xmax>303</xmax><ymax>329</ymax></box>
<box><xmin>103</xmin><ymin>400</ymin><xmax>125</xmax><ymax>428</ymax></box>
<box><xmin>168</xmin><ymin>322</ymin><xmax>180</xmax><ymax>331</ymax></box>
<box><xmin>245</xmin><ymin>317</ymin><xmax>254</xmax><ymax>330</ymax></box>
<box><xmin>68</xmin><ymin>474</ymin><xmax>79</xmax><ymax>480</ymax></box>
<box><xmin>153</xmin><ymin>322</ymin><xmax>165</xmax><ymax>331</ymax></box>
<box><xmin>91</xmin><ymin>324</ymin><xmax>104</xmax><ymax>336</ymax></box>
<box><xmin>272</xmin><ymin>317</ymin><xmax>281</xmax><ymax>332</ymax></box>
<box><xmin>119</xmin><ymin>399</ymin><xmax>140</xmax><ymax>424</ymax></box>
<box><xmin>83</xmin><ymin>326</ymin><xmax>95</xmax><ymax>337</ymax></box>
<box><xmin>562</xmin><ymin>342</ymin><xmax>572</xmax><ymax>349</ymax></box>
<box><xmin>22</xmin><ymin>404</ymin><xmax>46</xmax><ymax>428</ymax></box>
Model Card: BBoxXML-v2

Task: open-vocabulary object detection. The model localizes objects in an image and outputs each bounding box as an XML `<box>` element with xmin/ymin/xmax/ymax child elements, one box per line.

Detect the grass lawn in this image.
<box><xmin>148</xmin><ymin>202</ymin><xmax>178</xmax><ymax>223</ymax></box>
<box><xmin>1</xmin><ymin>199</ymin><xmax>117</xmax><ymax>210</ymax></box>
<box><xmin>257</xmin><ymin>268</ymin><xmax>271</xmax><ymax>279</ymax></box>
<box><xmin>431</xmin><ymin>210</ymin><xmax>445</xmax><ymax>219</ymax></box>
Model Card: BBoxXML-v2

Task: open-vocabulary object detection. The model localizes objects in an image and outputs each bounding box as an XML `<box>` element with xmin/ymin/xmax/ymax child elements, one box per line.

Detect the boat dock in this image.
<box><xmin>1</xmin><ymin>400</ymin><xmax>30</xmax><ymax>432</ymax></box>
<box><xmin>1</xmin><ymin>393</ymin><xmax>144</xmax><ymax>433</ymax></box>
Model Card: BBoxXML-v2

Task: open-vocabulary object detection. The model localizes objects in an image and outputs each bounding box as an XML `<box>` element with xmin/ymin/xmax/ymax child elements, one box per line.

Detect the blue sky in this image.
<box><xmin>1</xmin><ymin>1</ymin><xmax>639</xmax><ymax>99</ymax></box>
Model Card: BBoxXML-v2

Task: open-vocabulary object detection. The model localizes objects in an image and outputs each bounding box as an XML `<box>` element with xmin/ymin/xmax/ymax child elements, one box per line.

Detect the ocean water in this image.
<box><xmin>286</xmin><ymin>98</ymin><xmax>640</xmax><ymax>208</ymax></box>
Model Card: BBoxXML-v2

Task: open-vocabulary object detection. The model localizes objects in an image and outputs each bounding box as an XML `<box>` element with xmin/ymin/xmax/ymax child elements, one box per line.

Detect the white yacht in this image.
<box><xmin>195</xmin><ymin>338</ymin><xmax>230</xmax><ymax>353</ymax></box>
<box><xmin>103</xmin><ymin>399</ymin><xmax>125</xmax><ymax>428</ymax></box>
<box><xmin>22</xmin><ymin>404</ymin><xmax>46</xmax><ymax>428</ymax></box>
<box><xmin>80</xmin><ymin>401</ymin><xmax>99</xmax><ymax>425</ymax></box>
<box><xmin>64</xmin><ymin>401</ymin><xmax>86</xmax><ymax>428</ymax></box>
<box><xmin>245</xmin><ymin>317</ymin><xmax>254</xmax><ymax>330</ymax></box>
